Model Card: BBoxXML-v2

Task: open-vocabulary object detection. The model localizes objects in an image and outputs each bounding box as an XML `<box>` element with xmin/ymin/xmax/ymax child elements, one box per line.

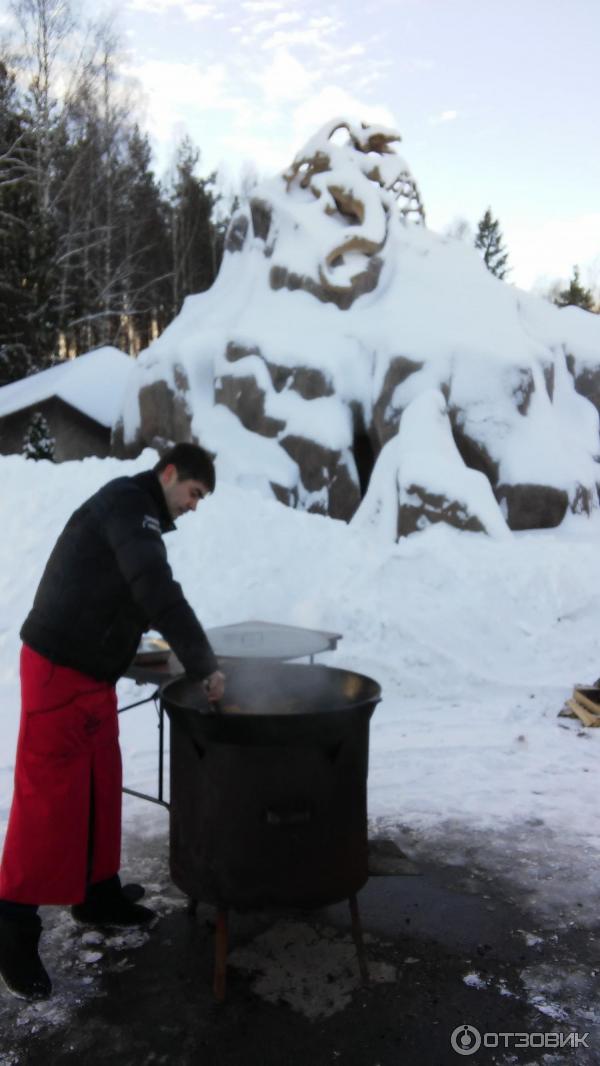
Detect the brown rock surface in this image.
<box><xmin>398</xmin><ymin>486</ymin><xmax>487</xmax><ymax>537</ymax></box>
<box><xmin>567</xmin><ymin>354</ymin><xmax>600</xmax><ymax>414</ymax></box>
<box><xmin>269</xmin><ymin>258</ymin><xmax>383</xmax><ymax>310</ymax></box>
<box><xmin>216</xmin><ymin>374</ymin><xmax>285</xmax><ymax>438</ymax></box>
<box><xmin>372</xmin><ymin>356</ymin><xmax>424</xmax><ymax>447</ymax></box>
<box><xmin>495</xmin><ymin>483</ymin><xmax>569</xmax><ymax>530</ymax></box>
<box><xmin>280</xmin><ymin>434</ymin><xmax>360</xmax><ymax>521</ymax></box>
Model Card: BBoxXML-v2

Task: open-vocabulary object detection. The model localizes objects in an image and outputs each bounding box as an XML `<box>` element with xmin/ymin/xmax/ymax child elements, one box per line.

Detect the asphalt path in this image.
<box><xmin>1</xmin><ymin>833</ymin><xmax>598</xmax><ymax>1066</ymax></box>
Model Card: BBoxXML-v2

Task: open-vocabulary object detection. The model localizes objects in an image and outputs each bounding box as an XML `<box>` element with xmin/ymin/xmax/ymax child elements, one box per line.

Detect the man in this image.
<box><xmin>0</xmin><ymin>442</ymin><xmax>225</xmax><ymax>1001</ymax></box>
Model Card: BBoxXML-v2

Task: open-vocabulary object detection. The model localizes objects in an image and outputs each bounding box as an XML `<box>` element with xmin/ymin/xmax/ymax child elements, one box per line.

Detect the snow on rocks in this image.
<box><xmin>353</xmin><ymin>390</ymin><xmax>512</xmax><ymax>539</ymax></box>
<box><xmin>113</xmin><ymin>117</ymin><xmax>600</xmax><ymax>538</ymax></box>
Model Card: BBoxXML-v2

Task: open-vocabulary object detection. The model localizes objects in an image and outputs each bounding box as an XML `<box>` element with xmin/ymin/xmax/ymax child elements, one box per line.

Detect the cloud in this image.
<box><xmin>126</xmin><ymin>0</ymin><xmax>216</xmax><ymax>19</ymax></box>
<box><xmin>132</xmin><ymin>57</ymin><xmax>229</xmax><ymax>107</ymax></box>
<box><xmin>253</xmin><ymin>15</ymin><xmax>382</xmax><ymax>97</ymax></box>
<box><xmin>241</xmin><ymin>0</ymin><xmax>285</xmax><ymax>11</ymax></box>
<box><xmin>233</xmin><ymin>0</ymin><xmax>388</xmax><ymax>111</ymax></box>
<box><xmin>249</xmin><ymin>11</ymin><xmax>303</xmax><ymax>36</ymax></box>
<box><xmin>352</xmin><ymin>58</ymin><xmax>392</xmax><ymax>91</ymax></box>
<box><xmin>429</xmin><ymin>110</ymin><xmax>458</xmax><ymax>125</ymax></box>
<box><xmin>183</xmin><ymin>3</ymin><xmax>217</xmax><ymax>20</ymax></box>
<box><xmin>504</xmin><ymin>213</ymin><xmax>600</xmax><ymax>290</ymax></box>
<box><xmin>212</xmin><ymin>83</ymin><xmax>400</xmax><ymax>187</ymax></box>
<box><xmin>219</xmin><ymin>128</ymin><xmax>292</xmax><ymax>176</ymax></box>
<box><xmin>260</xmin><ymin>22</ymin><xmax>343</xmax><ymax>52</ymax></box>
<box><xmin>128</xmin><ymin>58</ymin><xmax>240</xmax><ymax>168</ymax></box>
<box><xmin>254</xmin><ymin>47</ymin><xmax>319</xmax><ymax>103</ymax></box>
<box><xmin>124</xmin><ymin>0</ymin><xmax>400</xmax><ymax>188</ymax></box>
<box><xmin>291</xmin><ymin>87</ymin><xmax>398</xmax><ymax>150</ymax></box>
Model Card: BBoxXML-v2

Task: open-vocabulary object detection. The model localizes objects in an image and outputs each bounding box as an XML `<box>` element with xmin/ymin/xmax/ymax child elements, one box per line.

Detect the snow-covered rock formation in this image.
<box><xmin>113</xmin><ymin>118</ymin><xmax>600</xmax><ymax>537</ymax></box>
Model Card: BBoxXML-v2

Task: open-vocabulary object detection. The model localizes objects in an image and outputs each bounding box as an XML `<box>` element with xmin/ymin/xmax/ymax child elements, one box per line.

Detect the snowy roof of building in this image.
<box><xmin>0</xmin><ymin>347</ymin><xmax>134</xmax><ymax>428</ymax></box>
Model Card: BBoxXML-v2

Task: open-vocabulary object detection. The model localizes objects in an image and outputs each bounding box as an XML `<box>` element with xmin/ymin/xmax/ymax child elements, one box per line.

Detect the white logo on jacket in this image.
<box><xmin>142</xmin><ymin>515</ymin><xmax>162</xmax><ymax>535</ymax></box>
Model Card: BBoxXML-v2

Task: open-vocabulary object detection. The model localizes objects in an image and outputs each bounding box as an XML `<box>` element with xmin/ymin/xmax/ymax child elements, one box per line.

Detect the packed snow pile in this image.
<box><xmin>113</xmin><ymin>119</ymin><xmax>600</xmax><ymax>537</ymax></box>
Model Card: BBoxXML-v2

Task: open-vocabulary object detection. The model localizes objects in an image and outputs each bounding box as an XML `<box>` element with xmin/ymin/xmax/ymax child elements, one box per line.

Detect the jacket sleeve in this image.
<box><xmin>102</xmin><ymin>488</ymin><xmax>219</xmax><ymax>680</ymax></box>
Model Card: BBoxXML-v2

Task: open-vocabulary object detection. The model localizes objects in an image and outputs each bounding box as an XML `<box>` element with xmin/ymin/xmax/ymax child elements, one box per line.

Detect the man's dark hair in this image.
<box><xmin>154</xmin><ymin>443</ymin><xmax>216</xmax><ymax>491</ymax></box>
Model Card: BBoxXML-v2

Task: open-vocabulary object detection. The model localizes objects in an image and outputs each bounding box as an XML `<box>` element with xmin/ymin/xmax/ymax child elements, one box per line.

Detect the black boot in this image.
<box><xmin>0</xmin><ymin>914</ymin><xmax>52</xmax><ymax>1000</ymax></box>
<box><xmin>71</xmin><ymin>875</ymin><xmax>155</xmax><ymax>927</ymax></box>
<box><xmin>121</xmin><ymin>882</ymin><xmax>145</xmax><ymax>903</ymax></box>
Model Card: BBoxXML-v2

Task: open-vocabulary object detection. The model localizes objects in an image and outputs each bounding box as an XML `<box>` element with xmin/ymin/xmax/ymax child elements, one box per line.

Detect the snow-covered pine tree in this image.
<box><xmin>554</xmin><ymin>266</ymin><xmax>595</xmax><ymax>311</ymax></box>
<box><xmin>474</xmin><ymin>208</ymin><xmax>509</xmax><ymax>279</ymax></box>
<box><xmin>22</xmin><ymin>412</ymin><xmax>56</xmax><ymax>460</ymax></box>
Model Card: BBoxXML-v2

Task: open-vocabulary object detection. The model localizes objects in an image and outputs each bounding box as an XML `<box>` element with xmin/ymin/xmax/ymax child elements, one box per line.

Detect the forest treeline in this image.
<box><xmin>1</xmin><ymin>2</ymin><xmax>597</xmax><ymax>391</ymax></box>
<box><xmin>0</xmin><ymin>0</ymin><xmax>235</xmax><ymax>387</ymax></box>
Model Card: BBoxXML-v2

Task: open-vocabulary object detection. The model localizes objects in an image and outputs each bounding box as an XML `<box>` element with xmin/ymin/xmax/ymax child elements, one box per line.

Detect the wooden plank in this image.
<box><xmin>573</xmin><ymin>688</ymin><xmax>600</xmax><ymax>717</ymax></box>
<box><xmin>567</xmin><ymin>698</ymin><xmax>600</xmax><ymax>728</ymax></box>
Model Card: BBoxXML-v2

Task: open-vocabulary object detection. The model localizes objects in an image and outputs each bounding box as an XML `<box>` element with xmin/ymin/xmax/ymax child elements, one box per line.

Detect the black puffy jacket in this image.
<box><xmin>21</xmin><ymin>470</ymin><xmax>218</xmax><ymax>684</ymax></box>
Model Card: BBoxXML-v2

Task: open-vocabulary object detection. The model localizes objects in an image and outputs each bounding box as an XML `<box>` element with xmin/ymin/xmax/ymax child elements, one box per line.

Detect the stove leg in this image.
<box><xmin>348</xmin><ymin>894</ymin><xmax>369</xmax><ymax>984</ymax></box>
<box><xmin>213</xmin><ymin>908</ymin><xmax>229</xmax><ymax>1002</ymax></box>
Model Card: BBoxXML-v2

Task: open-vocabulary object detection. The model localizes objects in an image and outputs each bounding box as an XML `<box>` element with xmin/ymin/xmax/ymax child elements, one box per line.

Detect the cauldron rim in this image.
<box><xmin>161</xmin><ymin>658</ymin><xmax>381</xmax><ymax>718</ymax></box>
<box><xmin>161</xmin><ymin>658</ymin><xmax>381</xmax><ymax>746</ymax></box>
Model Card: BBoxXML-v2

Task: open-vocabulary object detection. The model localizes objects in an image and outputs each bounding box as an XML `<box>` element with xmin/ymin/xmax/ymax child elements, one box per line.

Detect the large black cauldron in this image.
<box><xmin>162</xmin><ymin>658</ymin><xmax>381</xmax><ymax>911</ymax></box>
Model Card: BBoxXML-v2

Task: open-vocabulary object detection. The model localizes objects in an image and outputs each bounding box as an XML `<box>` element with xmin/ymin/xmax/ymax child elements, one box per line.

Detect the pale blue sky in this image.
<box><xmin>8</xmin><ymin>0</ymin><xmax>600</xmax><ymax>291</ymax></box>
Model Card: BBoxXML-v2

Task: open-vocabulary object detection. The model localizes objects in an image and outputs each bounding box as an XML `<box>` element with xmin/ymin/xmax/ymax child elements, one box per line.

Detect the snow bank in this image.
<box><xmin>2</xmin><ymin>453</ymin><xmax>600</xmax><ymax>883</ymax></box>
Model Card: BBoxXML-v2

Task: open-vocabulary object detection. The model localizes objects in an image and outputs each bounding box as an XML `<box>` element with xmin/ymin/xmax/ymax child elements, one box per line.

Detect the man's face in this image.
<box><xmin>159</xmin><ymin>465</ymin><xmax>211</xmax><ymax>520</ymax></box>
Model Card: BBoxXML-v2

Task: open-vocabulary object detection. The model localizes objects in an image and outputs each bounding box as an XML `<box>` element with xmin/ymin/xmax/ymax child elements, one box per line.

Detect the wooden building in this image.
<box><xmin>0</xmin><ymin>348</ymin><xmax>133</xmax><ymax>462</ymax></box>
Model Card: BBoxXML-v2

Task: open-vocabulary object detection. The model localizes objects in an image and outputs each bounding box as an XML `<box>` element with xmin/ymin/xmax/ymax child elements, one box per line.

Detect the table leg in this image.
<box><xmin>158</xmin><ymin>698</ymin><xmax>164</xmax><ymax>804</ymax></box>
<box><xmin>349</xmin><ymin>893</ymin><xmax>369</xmax><ymax>984</ymax></box>
<box><xmin>213</xmin><ymin>908</ymin><xmax>229</xmax><ymax>1002</ymax></box>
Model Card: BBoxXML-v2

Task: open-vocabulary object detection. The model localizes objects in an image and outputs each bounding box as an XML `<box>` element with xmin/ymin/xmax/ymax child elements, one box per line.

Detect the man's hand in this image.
<box><xmin>203</xmin><ymin>670</ymin><xmax>226</xmax><ymax>702</ymax></box>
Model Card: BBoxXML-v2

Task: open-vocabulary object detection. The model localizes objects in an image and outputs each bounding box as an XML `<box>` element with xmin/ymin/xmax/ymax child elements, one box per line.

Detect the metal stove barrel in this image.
<box><xmin>162</xmin><ymin>659</ymin><xmax>381</xmax><ymax>910</ymax></box>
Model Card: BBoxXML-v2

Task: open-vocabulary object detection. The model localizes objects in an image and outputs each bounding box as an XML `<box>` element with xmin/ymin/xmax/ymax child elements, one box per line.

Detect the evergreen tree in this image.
<box><xmin>10</xmin><ymin>0</ymin><xmax>71</xmax><ymax>365</ymax></box>
<box><xmin>118</xmin><ymin>125</ymin><xmax>172</xmax><ymax>351</ymax></box>
<box><xmin>42</xmin><ymin>29</ymin><xmax>169</xmax><ymax>355</ymax></box>
<box><xmin>1</xmin><ymin>7</ymin><xmax>235</xmax><ymax>383</ymax></box>
<box><xmin>169</xmin><ymin>138</ymin><xmax>221</xmax><ymax>314</ymax></box>
<box><xmin>474</xmin><ymin>207</ymin><xmax>509</xmax><ymax>279</ymax></box>
<box><xmin>554</xmin><ymin>266</ymin><xmax>595</xmax><ymax>311</ymax></box>
<box><xmin>51</xmin><ymin>77</ymin><xmax>105</xmax><ymax>355</ymax></box>
<box><xmin>0</xmin><ymin>60</ymin><xmax>36</xmax><ymax>384</ymax></box>
<box><xmin>22</xmin><ymin>411</ymin><xmax>55</xmax><ymax>459</ymax></box>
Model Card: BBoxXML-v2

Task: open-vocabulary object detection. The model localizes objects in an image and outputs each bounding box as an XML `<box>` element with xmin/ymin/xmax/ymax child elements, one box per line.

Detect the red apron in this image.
<box><xmin>0</xmin><ymin>645</ymin><xmax>122</xmax><ymax>905</ymax></box>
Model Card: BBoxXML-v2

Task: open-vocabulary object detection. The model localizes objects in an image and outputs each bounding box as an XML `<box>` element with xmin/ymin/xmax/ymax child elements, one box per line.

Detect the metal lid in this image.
<box><xmin>206</xmin><ymin>620</ymin><xmax>342</xmax><ymax>660</ymax></box>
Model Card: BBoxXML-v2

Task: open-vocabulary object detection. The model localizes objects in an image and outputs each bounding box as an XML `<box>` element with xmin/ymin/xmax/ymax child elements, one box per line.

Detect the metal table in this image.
<box><xmin>119</xmin><ymin>620</ymin><xmax>342</xmax><ymax>808</ymax></box>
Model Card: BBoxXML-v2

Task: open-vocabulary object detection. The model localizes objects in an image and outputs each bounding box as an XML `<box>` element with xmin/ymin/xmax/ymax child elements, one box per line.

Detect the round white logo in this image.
<box><xmin>451</xmin><ymin>1025</ymin><xmax>482</xmax><ymax>1056</ymax></box>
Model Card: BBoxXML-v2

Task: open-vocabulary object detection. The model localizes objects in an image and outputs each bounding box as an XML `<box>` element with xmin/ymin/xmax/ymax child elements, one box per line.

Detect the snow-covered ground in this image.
<box><xmin>1</xmin><ymin>450</ymin><xmax>600</xmax><ymax>930</ymax></box>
